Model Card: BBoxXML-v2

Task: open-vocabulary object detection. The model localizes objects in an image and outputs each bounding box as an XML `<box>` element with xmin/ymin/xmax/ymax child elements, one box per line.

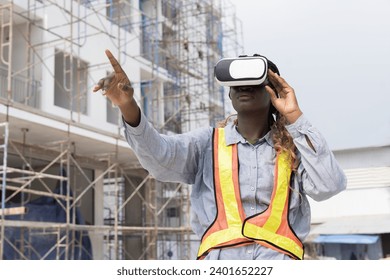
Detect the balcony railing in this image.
<box><xmin>0</xmin><ymin>66</ymin><xmax>40</xmax><ymax>108</ymax></box>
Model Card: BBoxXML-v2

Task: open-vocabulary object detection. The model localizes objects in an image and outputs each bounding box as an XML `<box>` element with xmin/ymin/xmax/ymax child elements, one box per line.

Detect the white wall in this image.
<box><xmin>309</xmin><ymin>186</ymin><xmax>390</xmax><ymax>222</ymax></box>
<box><xmin>11</xmin><ymin>0</ymin><xmax>143</xmax><ymax>134</ymax></box>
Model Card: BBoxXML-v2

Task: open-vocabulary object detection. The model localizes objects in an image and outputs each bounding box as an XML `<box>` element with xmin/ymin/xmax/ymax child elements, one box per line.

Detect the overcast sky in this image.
<box><xmin>227</xmin><ymin>0</ymin><xmax>390</xmax><ymax>151</ymax></box>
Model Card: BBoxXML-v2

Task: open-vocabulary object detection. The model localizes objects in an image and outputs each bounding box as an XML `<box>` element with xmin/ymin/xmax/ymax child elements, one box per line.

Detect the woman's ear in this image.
<box><xmin>228</xmin><ymin>88</ymin><xmax>232</xmax><ymax>99</ymax></box>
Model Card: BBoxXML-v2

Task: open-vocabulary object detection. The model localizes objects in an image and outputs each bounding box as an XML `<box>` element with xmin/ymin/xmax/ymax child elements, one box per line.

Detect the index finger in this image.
<box><xmin>105</xmin><ymin>49</ymin><xmax>124</xmax><ymax>74</ymax></box>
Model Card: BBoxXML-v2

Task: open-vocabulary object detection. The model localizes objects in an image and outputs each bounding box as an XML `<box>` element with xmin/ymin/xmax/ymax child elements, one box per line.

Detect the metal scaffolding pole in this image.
<box><xmin>0</xmin><ymin>122</ymin><xmax>9</xmax><ymax>260</ymax></box>
<box><xmin>0</xmin><ymin>0</ymin><xmax>241</xmax><ymax>260</ymax></box>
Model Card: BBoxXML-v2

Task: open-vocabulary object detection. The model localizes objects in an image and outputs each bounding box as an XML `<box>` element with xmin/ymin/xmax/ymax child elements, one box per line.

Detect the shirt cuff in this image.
<box><xmin>122</xmin><ymin>111</ymin><xmax>147</xmax><ymax>136</ymax></box>
<box><xmin>285</xmin><ymin>114</ymin><xmax>312</xmax><ymax>139</ymax></box>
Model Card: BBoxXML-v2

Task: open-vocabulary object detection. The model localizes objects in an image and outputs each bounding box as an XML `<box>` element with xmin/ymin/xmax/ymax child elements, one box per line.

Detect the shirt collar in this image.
<box><xmin>223</xmin><ymin>123</ymin><xmax>274</xmax><ymax>147</ymax></box>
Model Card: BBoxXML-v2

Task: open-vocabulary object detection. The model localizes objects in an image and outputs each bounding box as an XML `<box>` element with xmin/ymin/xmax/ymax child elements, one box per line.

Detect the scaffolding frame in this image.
<box><xmin>0</xmin><ymin>0</ymin><xmax>242</xmax><ymax>260</ymax></box>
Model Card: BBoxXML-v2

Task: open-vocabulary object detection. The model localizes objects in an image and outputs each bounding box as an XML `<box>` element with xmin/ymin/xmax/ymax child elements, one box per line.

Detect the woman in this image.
<box><xmin>93</xmin><ymin>50</ymin><xmax>347</xmax><ymax>260</ymax></box>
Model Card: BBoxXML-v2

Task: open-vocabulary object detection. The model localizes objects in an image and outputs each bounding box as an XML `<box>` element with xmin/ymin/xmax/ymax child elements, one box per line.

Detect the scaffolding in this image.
<box><xmin>0</xmin><ymin>0</ymin><xmax>242</xmax><ymax>260</ymax></box>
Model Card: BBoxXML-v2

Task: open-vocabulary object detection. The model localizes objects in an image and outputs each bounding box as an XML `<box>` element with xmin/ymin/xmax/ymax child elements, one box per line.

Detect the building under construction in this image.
<box><xmin>0</xmin><ymin>0</ymin><xmax>243</xmax><ymax>260</ymax></box>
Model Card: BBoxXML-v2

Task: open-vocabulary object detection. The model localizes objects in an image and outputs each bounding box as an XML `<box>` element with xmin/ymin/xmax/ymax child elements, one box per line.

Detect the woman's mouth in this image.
<box><xmin>237</xmin><ymin>93</ymin><xmax>254</xmax><ymax>100</ymax></box>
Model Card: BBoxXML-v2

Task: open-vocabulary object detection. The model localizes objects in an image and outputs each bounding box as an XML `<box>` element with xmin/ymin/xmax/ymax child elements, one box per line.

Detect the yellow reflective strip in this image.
<box><xmin>262</xmin><ymin>152</ymin><xmax>291</xmax><ymax>232</ymax></box>
<box><xmin>217</xmin><ymin>128</ymin><xmax>242</xmax><ymax>227</ymax></box>
<box><xmin>198</xmin><ymin>227</ymin><xmax>244</xmax><ymax>257</ymax></box>
<box><xmin>244</xmin><ymin>222</ymin><xmax>303</xmax><ymax>259</ymax></box>
<box><xmin>198</xmin><ymin>128</ymin><xmax>246</xmax><ymax>258</ymax></box>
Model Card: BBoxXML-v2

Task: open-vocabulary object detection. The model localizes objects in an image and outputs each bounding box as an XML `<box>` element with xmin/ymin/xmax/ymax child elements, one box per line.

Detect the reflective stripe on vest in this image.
<box><xmin>197</xmin><ymin>128</ymin><xmax>251</xmax><ymax>259</ymax></box>
<box><xmin>242</xmin><ymin>151</ymin><xmax>304</xmax><ymax>260</ymax></box>
<box><xmin>197</xmin><ymin>128</ymin><xmax>304</xmax><ymax>260</ymax></box>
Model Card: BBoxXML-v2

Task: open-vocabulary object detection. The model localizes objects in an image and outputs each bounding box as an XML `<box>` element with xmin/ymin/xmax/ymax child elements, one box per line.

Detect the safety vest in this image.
<box><xmin>197</xmin><ymin>128</ymin><xmax>304</xmax><ymax>260</ymax></box>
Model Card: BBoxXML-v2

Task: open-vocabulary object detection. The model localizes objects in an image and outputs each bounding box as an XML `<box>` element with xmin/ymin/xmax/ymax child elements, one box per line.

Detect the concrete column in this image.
<box><xmin>90</xmin><ymin>169</ymin><xmax>104</xmax><ymax>259</ymax></box>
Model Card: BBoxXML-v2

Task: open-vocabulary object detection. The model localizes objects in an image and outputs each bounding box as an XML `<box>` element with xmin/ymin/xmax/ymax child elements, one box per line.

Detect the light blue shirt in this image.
<box><xmin>123</xmin><ymin>113</ymin><xmax>347</xmax><ymax>260</ymax></box>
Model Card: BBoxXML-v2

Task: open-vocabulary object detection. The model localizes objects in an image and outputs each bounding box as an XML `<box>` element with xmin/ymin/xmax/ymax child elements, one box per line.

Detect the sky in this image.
<box><xmin>227</xmin><ymin>0</ymin><xmax>390</xmax><ymax>151</ymax></box>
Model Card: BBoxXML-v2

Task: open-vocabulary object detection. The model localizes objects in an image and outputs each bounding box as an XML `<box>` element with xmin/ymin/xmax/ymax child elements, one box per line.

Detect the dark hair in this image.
<box><xmin>252</xmin><ymin>53</ymin><xmax>279</xmax><ymax>74</ymax></box>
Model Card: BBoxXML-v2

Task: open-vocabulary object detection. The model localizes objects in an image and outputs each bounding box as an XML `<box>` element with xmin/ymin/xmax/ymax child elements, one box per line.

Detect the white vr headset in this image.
<box><xmin>214</xmin><ymin>55</ymin><xmax>269</xmax><ymax>87</ymax></box>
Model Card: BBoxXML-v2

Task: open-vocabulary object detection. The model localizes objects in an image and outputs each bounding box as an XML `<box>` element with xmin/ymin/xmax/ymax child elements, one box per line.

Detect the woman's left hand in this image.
<box><xmin>265</xmin><ymin>70</ymin><xmax>303</xmax><ymax>124</ymax></box>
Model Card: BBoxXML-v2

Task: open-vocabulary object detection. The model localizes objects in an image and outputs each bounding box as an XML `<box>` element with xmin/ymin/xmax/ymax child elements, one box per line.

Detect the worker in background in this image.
<box><xmin>93</xmin><ymin>49</ymin><xmax>347</xmax><ymax>260</ymax></box>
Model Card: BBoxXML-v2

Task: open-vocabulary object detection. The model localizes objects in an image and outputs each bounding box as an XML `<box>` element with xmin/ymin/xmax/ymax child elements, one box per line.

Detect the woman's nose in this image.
<box><xmin>237</xmin><ymin>86</ymin><xmax>254</xmax><ymax>92</ymax></box>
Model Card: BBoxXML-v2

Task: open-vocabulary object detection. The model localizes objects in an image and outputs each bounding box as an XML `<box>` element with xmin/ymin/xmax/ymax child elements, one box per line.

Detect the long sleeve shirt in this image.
<box><xmin>123</xmin><ymin>112</ymin><xmax>347</xmax><ymax>260</ymax></box>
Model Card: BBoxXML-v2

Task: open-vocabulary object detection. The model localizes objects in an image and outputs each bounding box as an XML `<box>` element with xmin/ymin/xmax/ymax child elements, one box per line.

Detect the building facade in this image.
<box><xmin>306</xmin><ymin>146</ymin><xmax>390</xmax><ymax>260</ymax></box>
<box><xmin>0</xmin><ymin>0</ymin><xmax>243</xmax><ymax>260</ymax></box>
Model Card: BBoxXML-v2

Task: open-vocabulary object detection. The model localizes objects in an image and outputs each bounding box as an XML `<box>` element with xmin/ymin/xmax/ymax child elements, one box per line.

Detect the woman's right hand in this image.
<box><xmin>92</xmin><ymin>49</ymin><xmax>134</xmax><ymax>107</ymax></box>
<box><xmin>93</xmin><ymin>49</ymin><xmax>141</xmax><ymax>126</ymax></box>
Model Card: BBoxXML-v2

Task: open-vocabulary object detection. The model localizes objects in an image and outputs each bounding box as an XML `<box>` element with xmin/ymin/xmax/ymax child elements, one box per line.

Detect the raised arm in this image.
<box><xmin>265</xmin><ymin>69</ymin><xmax>346</xmax><ymax>200</ymax></box>
<box><xmin>93</xmin><ymin>50</ymin><xmax>208</xmax><ymax>184</ymax></box>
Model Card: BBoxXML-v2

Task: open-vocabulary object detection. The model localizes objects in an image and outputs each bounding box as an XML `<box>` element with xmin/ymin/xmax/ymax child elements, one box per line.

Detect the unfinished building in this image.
<box><xmin>0</xmin><ymin>0</ymin><xmax>243</xmax><ymax>259</ymax></box>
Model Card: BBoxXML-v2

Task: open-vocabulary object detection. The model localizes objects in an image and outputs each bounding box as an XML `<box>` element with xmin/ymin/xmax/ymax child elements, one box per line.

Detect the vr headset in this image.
<box><xmin>214</xmin><ymin>55</ymin><xmax>269</xmax><ymax>87</ymax></box>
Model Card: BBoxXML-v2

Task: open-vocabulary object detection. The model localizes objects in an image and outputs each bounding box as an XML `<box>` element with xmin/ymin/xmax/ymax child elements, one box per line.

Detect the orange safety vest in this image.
<box><xmin>197</xmin><ymin>128</ymin><xmax>304</xmax><ymax>260</ymax></box>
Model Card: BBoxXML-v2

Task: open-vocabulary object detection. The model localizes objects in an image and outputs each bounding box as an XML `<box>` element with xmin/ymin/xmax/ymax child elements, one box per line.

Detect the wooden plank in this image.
<box><xmin>0</xmin><ymin>206</ymin><xmax>26</xmax><ymax>216</ymax></box>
